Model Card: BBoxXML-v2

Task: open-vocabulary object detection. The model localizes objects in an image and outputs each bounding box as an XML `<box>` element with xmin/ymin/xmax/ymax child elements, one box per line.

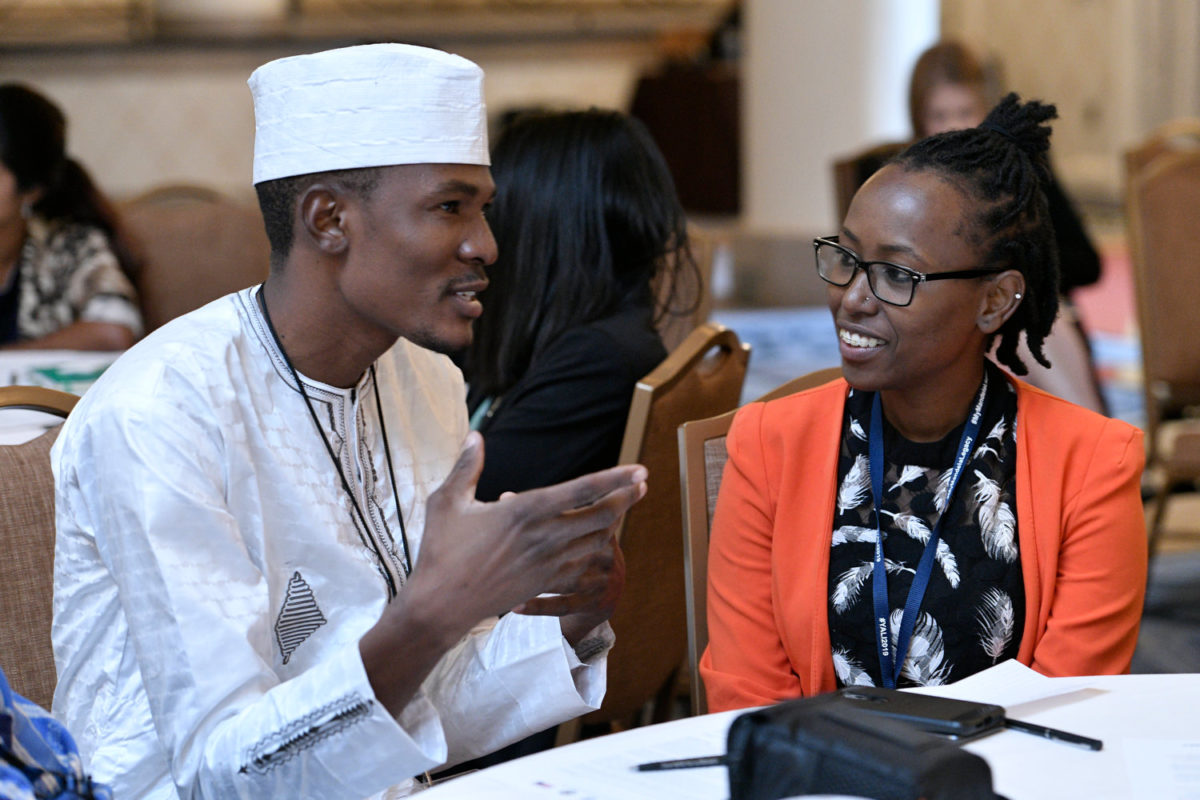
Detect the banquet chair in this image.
<box><xmin>832</xmin><ymin>140</ymin><xmax>907</xmax><ymax>224</ymax></box>
<box><xmin>677</xmin><ymin>366</ymin><xmax>842</xmax><ymax>716</ymax></box>
<box><xmin>0</xmin><ymin>386</ymin><xmax>78</xmax><ymax>710</ymax></box>
<box><xmin>1123</xmin><ymin>118</ymin><xmax>1200</xmax><ymax>180</ymax></box>
<box><xmin>121</xmin><ymin>184</ymin><xmax>271</xmax><ymax>333</ymax></box>
<box><xmin>559</xmin><ymin>322</ymin><xmax>748</xmax><ymax>741</ymax></box>
<box><xmin>1124</xmin><ymin>148</ymin><xmax>1200</xmax><ymax>567</ymax></box>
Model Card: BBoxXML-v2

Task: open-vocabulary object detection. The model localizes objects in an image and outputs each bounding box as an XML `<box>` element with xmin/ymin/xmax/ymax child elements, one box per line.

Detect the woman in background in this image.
<box><xmin>464</xmin><ymin>108</ymin><xmax>695</xmax><ymax>501</ymax></box>
<box><xmin>909</xmin><ymin>41</ymin><xmax>1107</xmax><ymax>414</ymax></box>
<box><xmin>702</xmin><ymin>95</ymin><xmax>1145</xmax><ymax>711</ymax></box>
<box><xmin>0</xmin><ymin>83</ymin><xmax>142</xmax><ymax>351</ymax></box>
<box><xmin>451</xmin><ymin>107</ymin><xmax>695</xmax><ymax>770</ymax></box>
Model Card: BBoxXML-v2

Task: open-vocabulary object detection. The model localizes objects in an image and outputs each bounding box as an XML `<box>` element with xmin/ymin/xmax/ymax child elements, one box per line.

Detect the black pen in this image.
<box><xmin>636</xmin><ymin>755</ymin><xmax>727</xmax><ymax>771</ymax></box>
<box><xmin>1004</xmin><ymin>718</ymin><xmax>1103</xmax><ymax>750</ymax></box>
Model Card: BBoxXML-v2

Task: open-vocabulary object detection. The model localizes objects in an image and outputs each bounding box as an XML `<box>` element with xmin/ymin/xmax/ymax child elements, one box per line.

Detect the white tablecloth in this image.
<box><xmin>0</xmin><ymin>349</ymin><xmax>122</xmax><ymax>444</ymax></box>
<box><xmin>420</xmin><ymin>672</ymin><xmax>1200</xmax><ymax>800</ymax></box>
<box><xmin>0</xmin><ymin>349</ymin><xmax>121</xmax><ymax>394</ymax></box>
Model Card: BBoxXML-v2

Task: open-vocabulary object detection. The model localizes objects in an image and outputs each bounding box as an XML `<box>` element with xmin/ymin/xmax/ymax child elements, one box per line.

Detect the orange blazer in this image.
<box><xmin>701</xmin><ymin>374</ymin><xmax>1147</xmax><ymax>712</ymax></box>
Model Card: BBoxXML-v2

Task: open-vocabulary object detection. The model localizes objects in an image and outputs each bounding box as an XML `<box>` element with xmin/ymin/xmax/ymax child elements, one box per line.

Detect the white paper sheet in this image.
<box><xmin>909</xmin><ymin>658</ymin><xmax>1091</xmax><ymax>708</ymax></box>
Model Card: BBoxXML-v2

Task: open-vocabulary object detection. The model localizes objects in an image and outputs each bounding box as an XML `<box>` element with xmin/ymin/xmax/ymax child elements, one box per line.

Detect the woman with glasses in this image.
<box><xmin>701</xmin><ymin>94</ymin><xmax>1146</xmax><ymax>711</ymax></box>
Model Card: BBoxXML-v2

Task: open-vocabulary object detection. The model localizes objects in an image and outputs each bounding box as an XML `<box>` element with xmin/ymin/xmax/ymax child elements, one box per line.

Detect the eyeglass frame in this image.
<box><xmin>812</xmin><ymin>235</ymin><xmax>1002</xmax><ymax>307</ymax></box>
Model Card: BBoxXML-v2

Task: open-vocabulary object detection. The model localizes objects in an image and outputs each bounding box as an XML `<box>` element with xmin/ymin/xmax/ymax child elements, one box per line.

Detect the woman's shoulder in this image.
<box><xmin>1013</xmin><ymin>375</ymin><xmax>1137</xmax><ymax>431</ymax></box>
<box><xmin>756</xmin><ymin>374</ymin><xmax>848</xmax><ymax>417</ymax></box>
<box><xmin>546</xmin><ymin>305</ymin><xmax>666</xmax><ymax>368</ymax></box>
<box><xmin>1012</xmin><ymin>374</ymin><xmax>1143</xmax><ymax>454</ymax></box>
<box><xmin>580</xmin><ymin>304</ymin><xmax>661</xmax><ymax>345</ymax></box>
<box><xmin>730</xmin><ymin>376</ymin><xmax>848</xmax><ymax>445</ymax></box>
<box><xmin>29</xmin><ymin>217</ymin><xmax>109</xmax><ymax>250</ymax></box>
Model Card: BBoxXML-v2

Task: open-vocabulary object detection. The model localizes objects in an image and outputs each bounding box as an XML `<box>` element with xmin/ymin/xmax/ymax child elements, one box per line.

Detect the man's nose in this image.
<box><xmin>461</xmin><ymin>216</ymin><xmax>497</xmax><ymax>266</ymax></box>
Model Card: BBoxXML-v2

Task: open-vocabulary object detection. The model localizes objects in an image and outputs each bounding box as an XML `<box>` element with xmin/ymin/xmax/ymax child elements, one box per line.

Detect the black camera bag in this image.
<box><xmin>726</xmin><ymin>695</ymin><xmax>1000</xmax><ymax>800</ymax></box>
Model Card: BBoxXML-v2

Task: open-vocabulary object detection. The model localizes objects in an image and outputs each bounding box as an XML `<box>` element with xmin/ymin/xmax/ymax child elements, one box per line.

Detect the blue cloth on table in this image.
<box><xmin>0</xmin><ymin>666</ymin><xmax>110</xmax><ymax>800</ymax></box>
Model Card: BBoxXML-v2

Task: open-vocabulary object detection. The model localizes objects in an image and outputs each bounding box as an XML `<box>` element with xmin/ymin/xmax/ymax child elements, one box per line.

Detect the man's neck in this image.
<box><xmin>259</xmin><ymin>277</ymin><xmax>390</xmax><ymax>389</ymax></box>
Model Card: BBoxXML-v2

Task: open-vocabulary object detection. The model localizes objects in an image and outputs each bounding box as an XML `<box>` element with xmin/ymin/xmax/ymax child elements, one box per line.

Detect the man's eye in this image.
<box><xmin>439</xmin><ymin>200</ymin><xmax>460</xmax><ymax>213</ymax></box>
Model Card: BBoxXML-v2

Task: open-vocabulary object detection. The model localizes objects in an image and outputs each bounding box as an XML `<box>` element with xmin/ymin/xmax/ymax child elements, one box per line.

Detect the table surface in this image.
<box><xmin>0</xmin><ymin>349</ymin><xmax>121</xmax><ymax>444</ymax></box>
<box><xmin>420</xmin><ymin>672</ymin><xmax>1200</xmax><ymax>800</ymax></box>
<box><xmin>0</xmin><ymin>348</ymin><xmax>121</xmax><ymax>392</ymax></box>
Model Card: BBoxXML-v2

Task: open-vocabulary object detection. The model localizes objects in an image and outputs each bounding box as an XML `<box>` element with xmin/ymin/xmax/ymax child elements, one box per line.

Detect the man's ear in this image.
<box><xmin>978</xmin><ymin>270</ymin><xmax>1026</xmax><ymax>335</ymax></box>
<box><xmin>298</xmin><ymin>184</ymin><xmax>349</xmax><ymax>256</ymax></box>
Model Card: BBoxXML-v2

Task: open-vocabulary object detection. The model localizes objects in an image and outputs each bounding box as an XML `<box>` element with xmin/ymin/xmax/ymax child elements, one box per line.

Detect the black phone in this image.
<box><xmin>833</xmin><ymin>687</ymin><xmax>1005</xmax><ymax>741</ymax></box>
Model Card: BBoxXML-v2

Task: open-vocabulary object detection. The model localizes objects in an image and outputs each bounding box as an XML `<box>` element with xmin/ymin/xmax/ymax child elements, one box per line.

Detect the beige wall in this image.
<box><xmin>943</xmin><ymin>0</ymin><xmax>1200</xmax><ymax>203</ymax></box>
<box><xmin>740</xmin><ymin>0</ymin><xmax>1200</xmax><ymax>237</ymax></box>
<box><xmin>6</xmin><ymin>1</ymin><xmax>1200</xmax><ymax>231</ymax></box>
<box><xmin>741</xmin><ymin>0</ymin><xmax>938</xmax><ymax>235</ymax></box>
<box><xmin>0</xmin><ymin>40</ymin><xmax>659</xmax><ymax>202</ymax></box>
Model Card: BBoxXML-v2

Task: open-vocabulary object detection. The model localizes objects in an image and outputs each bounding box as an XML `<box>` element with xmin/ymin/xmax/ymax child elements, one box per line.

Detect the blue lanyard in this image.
<box><xmin>869</xmin><ymin>373</ymin><xmax>988</xmax><ymax>688</ymax></box>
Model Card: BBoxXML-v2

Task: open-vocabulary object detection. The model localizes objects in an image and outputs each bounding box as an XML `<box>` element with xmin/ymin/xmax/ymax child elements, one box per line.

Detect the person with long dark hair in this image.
<box><xmin>464</xmin><ymin>108</ymin><xmax>695</xmax><ymax>501</ymax></box>
<box><xmin>703</xmin><ymin>95</ymin><xmax>1145</xmax><ymax>711</ymax></box>
<box><xmin>0</xmin><ymin>84</ymin><xmax>141</xmax><ymax>351</ymax></box>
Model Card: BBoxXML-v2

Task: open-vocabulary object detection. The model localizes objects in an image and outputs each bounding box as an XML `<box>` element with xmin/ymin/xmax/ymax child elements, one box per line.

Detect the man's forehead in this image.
<box><xmin>380</xmin><ymin>162</ymin><xmax>496</xmax><ymax>195</ymax></box>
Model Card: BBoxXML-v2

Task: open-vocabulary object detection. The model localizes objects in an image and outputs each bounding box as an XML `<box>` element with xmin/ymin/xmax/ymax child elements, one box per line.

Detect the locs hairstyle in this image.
<box><xmin>892</xmin><ymin>92</ymin><xmax>1060</xmax><ymax>376</ymax></box>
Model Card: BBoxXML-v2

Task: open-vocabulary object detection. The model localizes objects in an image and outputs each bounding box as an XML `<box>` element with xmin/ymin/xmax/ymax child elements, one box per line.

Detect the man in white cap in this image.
<box><xmin>51</xmin><ymin>43</ymin><xmax>643</xmax><ymax>799</ymax></box>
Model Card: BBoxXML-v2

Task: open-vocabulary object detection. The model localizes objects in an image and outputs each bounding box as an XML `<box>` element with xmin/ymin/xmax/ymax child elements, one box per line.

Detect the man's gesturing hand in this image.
<box><xmin>360</xmin><ymin>432</ymin><xmax>644</xmax><ymax>714</ymax></box>
<box><xmin>410</xmin><ymin>431</ymin><xmax>645</xmax><ymax>638</ymax></box>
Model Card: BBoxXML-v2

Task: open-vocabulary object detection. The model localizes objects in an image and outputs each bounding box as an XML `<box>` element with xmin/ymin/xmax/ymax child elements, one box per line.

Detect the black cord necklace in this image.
<box><xmin>256</xmin><ymin>287</ymin><xmax>412</xmax><ymax>598</ymax></box>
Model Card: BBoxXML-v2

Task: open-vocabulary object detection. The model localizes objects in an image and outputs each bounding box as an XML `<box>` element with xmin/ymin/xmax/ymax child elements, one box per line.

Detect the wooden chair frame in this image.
<box><xmin>0</xmin><ymin>385</ymin><xmax>79</xmax><ymax>417</ymax></box>
<box><xmin>677</xmin><ymin>366</ymin><xmax>842</xmax><ymax>716</ymax></box>
<box><xmin>1123</xmin><ymin>118</ymin><xmax>1200</xmax><ymax>181</ymax></box>
<box><xmin>557</xmin><ymin>323</ymin><xmax>748</xmax><ymax>742</ymax></box>
<box><xmin>1125</xmin><ymin>148</ymin><xmax>1200</xmax><ymax>567</ymax></box>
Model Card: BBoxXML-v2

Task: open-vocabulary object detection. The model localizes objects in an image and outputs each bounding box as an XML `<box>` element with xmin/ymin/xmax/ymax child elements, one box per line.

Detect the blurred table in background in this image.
<box><xmin>0</xmin><ymin>350</ymin><xmax>121</xmax><ymax>444</ymax></box>
<box><xmin>0</xmin><ymin>350</ymin><xmax>121</xmax><ymax>395</ymax></box>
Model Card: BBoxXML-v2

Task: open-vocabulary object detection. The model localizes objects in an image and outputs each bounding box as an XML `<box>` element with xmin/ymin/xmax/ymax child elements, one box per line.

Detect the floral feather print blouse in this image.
<box><xmin>0</xmin><ymin>216</ymin><xmax>142</xmax><ymax>345</ymax></box>
<box><xmin>827</xmin><ymin>359</ymin><xmax>1024</xmax><ymax>688</ymax></box>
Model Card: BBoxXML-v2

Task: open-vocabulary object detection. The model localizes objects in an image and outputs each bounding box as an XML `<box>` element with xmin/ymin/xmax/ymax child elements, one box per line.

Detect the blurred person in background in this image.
<box><xmin>455</xmin><ymin>108</ymin><xmax>694</xmax><ymax>767</ymax></box>
<box><xmin>463</xmin><ymin>108</ymin><xmax>696</xmax><ymax>502</ymax></box>
<box><xmin>0</xmin><ymin>83</ymin><xmax>142</xmax><ymax>351</ymax></box>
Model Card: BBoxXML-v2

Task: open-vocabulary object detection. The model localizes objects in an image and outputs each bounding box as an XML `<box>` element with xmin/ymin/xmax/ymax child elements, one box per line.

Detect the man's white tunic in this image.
<box><xmin>51</xmin><ymin>288</ymin><xmax>608</xmax><ymax>799</ymax></box>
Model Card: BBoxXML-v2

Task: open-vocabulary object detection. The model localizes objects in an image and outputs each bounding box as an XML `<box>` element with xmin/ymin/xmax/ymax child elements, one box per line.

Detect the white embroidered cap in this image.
<box><xmin>248</xmin><ymin>43</ymin><xmax>489</xmax><ymax>185</ymax></box>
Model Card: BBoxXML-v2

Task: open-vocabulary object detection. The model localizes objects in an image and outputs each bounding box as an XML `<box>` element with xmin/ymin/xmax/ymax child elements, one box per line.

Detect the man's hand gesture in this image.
<box><xmin>361</xmin><ymin>432</ymin><xmax>645</xmax><ymax>713</ymax></box>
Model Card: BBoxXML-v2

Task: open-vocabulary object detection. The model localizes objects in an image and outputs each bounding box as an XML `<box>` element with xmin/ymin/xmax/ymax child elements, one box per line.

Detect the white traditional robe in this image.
<box><xmin>51</xmin><ymin>287</ymin><xmax>609</xmax><ymax>799</ymax></box>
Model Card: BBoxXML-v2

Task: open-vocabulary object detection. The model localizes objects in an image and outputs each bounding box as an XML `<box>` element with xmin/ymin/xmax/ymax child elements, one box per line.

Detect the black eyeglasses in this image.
<box><xmin>813</xmin><ymin>236</ymin><xmax>1000</xmax><ymax>307</ymax></box>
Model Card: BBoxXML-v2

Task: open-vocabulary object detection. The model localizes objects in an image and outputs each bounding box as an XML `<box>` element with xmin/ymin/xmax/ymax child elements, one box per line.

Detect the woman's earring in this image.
<box><xmin>1014</xmin><ymin>293</ymin><xmax>1023</xmax><ymax>300</ymax></box>
<box><xmin>19</xmin><ymin>201</ymin><xmax>33</xmax><ymax>220</ymax></box>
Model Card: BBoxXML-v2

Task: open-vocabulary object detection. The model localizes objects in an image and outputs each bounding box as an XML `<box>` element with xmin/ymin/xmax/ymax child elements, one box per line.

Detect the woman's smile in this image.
<box><xmin>837</xmin><ymin>326</ymin><xmax>886</xmax><ymax>350</ymax></box>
